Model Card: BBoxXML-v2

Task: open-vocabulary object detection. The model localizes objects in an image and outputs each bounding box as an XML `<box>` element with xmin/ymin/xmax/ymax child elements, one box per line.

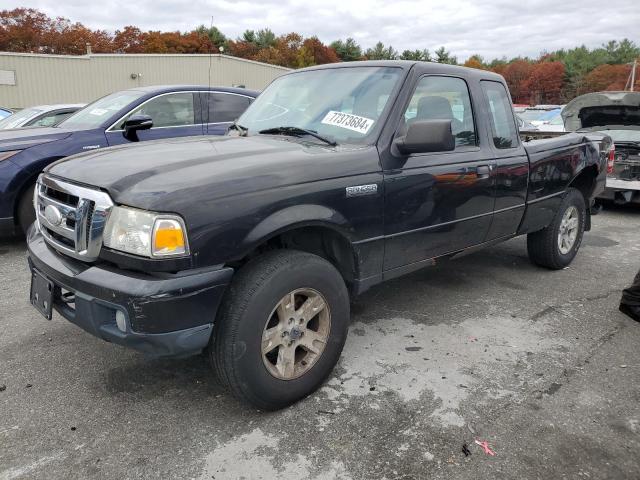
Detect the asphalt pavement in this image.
<box><xmin>1</xmin><ymin>204</ymin><xmax>639</xmax><ymax>479</ymax></box>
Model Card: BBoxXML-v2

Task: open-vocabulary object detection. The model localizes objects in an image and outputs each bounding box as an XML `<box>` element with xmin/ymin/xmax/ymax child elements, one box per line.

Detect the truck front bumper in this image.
<box><xmin>27</xmin><ymin>227</ymin><xmax>233</xmax><ymax>357</ymax></box>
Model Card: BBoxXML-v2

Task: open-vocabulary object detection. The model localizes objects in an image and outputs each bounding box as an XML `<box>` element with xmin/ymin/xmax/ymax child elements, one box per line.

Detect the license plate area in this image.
<box><xmin>30</xmin><ymin>269</ymin><xmax>54</xmax><ymax>320</ymax></box>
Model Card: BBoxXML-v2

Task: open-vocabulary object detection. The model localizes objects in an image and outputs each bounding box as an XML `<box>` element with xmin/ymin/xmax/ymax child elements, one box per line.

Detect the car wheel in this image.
<box><xmin>17</xmin><ymin>184</ymin><xmax>36</xmax><ymax>235</ymax></box>
<box><xmin>210</xmin><ymin>249</ymin><xmax>350</xmax><ymax>410</ymax></box>
<box><xmin>527</xmin><ymin>187</ymin><xmax>586</xmax><ymax>270</ymax></box>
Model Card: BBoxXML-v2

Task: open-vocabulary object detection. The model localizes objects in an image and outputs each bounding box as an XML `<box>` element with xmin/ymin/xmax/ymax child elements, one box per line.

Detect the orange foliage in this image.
<box><xmin>523</xmin><ymin>61</ymin><xmax>565</xmax><ymax>104</ymax></box>
<box><xmin>463</xmin><ymin>57</ymin><xmax>484</xmax><ymax>70</ymax></box>
<box><xmin>500</xmin><ymin>60</ymin><xmax>534</xmax><ymax>104</ymax></box>
<box><xmin>580</xmin><ymin>63</ymin><xmax>639</xmax><ymax>93</ymax></box>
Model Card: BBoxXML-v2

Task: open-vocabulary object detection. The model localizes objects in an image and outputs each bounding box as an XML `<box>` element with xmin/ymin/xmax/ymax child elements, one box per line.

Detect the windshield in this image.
<box><xmin>520</xmin><ymin>109</ymin><xmax>551</xmax><ymax>122</ymax></box>
<box><xmin>598</xmin><ymin>129</ymin><xmax>640</xmax><ymax>143</ymax></box>
<box><xmin>237</xmin><ymin>66</ymin><xmax>403</xmax><ymax>144</ymax></box>
<box><xmin>537</xmin><ymin>109</ymin><xmax>561</xmax><ymax>122</ymax></box>
<box><xmin>0</xmin><ymin>107</ymin><xmax>41</xmax><ymax>129</ymax></box>
<box><xmin>58</xmin><ymin>90</ymin><xmax>146</xmax><ymax>130</ymax></box>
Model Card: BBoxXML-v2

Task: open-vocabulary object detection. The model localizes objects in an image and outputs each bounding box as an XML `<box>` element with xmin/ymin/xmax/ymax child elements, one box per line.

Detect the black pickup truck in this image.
<box><xmin>27</xmin><ymin>61</ymin><xmax>611</xmax><ymax>410</ymax></box>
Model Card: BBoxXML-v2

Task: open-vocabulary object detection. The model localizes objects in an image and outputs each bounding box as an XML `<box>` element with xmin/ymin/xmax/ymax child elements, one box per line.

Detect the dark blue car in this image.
<box><xmin>0</xmin><ymin>85</ymin><xmax>258</xmax><ymax>235</ymax></box>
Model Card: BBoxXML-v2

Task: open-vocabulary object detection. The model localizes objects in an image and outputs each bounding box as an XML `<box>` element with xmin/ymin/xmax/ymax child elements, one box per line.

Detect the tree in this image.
<box><xmin>330</xmin><ymin>38</ymin><xmax>362</xmax><ymax>61</ymax></box>
<box><xmin>463</xmin><ymin>54</ymin><xmax>485</xmax><ymax>70</ymax></box>
<box><xmin>502</xmin><ymin>60</ymin><xmax>534</xmax><ymax>104</ymax></box>
<box><xmin>523</xmin><ymin>61</ymin><xmax>565</xmax><ymax>104</ymax></box>
<box><xmin>297</xmin><ymin>36</ymin><xmax>339</xmax><ymax>67</ymax></box>
<box><xmin>364</xmin><ymin>41</ymin><xmax>397</xmax><ymax>60</ymax></box>
<box><xmin>195</xmin><ymin>24</ymin><xmax>226</xmax><ymax>49</ymax></box>
<box><xmin>399</xmin><ymin>49</ymin><xmax>431</xmax><ymax>61</ymax></box>
<box><xmin>580</xmin><ymin>63</ymin><xmax>640</xmax><ymax>93</ymax></box>
<box><xmin>434</xmin><ymin>46</ymin><xmax>457</xmax><ymax>64</ymax></box>
<box><xmin>113</xmin><ymin>26</ymin><xmax>145</xmax><ymax>53</ymax></box>
<box><xmin>255</xmin><ymin>28</ymin><xmax>277</xmax><ymax>49</ymax></box>
<box><xmin>0</xmin><ymin>8</ymin><xmax>50</xmax><ymax>52</ymax></box>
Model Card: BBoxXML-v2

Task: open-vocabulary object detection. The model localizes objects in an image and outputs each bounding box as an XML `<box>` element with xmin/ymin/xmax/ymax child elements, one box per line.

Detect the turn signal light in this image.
<box><xmin>152</xmin><ymin>219</ymin><xmax>186</xmax><ymax>256</ymax></box>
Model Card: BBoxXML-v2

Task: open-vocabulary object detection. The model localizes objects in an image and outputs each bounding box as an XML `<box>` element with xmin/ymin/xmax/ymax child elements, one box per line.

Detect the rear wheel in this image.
<box><xmin>17</xmin><ymin>184</ymin><xmax>36</xmax><ymax>235</ymax></box>
<box><xmin>527</xmin><ymin>187</ymin><xmax>586</xmax><ymax>269</ymax></box>
<box><xmin>210</xmin><ymin>250</ymin><xmax>350</xmax><ymax>410</ymax></box>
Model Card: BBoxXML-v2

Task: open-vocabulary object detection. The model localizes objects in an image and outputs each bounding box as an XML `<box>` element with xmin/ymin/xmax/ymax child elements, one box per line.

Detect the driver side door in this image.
<box><xmin>105</xmin><ymin>92</ymin><xmax>203</xmax><ymax>146</ymax></box>
<box><xmin>383</xmin><ymin>75</ymin><xmax>496</xmax><ymax>271</ymax></box>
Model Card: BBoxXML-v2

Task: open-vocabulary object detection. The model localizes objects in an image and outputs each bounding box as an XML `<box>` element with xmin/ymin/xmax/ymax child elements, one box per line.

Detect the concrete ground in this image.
<box><xmin>1</xmin><ymin>205</ymin><xmax>639</xmax><ymax>480</ymax></box>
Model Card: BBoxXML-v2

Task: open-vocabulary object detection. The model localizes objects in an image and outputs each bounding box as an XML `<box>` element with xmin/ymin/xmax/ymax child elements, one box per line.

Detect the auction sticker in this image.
<box><xmin>321</xmin><ymin>111</ymin><xmax>374</xmax><ymax>134</ymax></box>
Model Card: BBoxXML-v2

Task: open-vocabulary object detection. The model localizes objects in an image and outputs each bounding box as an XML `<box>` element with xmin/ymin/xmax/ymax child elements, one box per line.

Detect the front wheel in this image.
<box><xmin>527</xmin><ymin>187</ymin><xmax>586</xmax><ymax>269</ymax></box>
<box><xmin>210</xmin><ymin>250</ymin><xmax>350</xmax><ymax>410</ymax></box>
<box><xmin>18</xmin><ymin>184</ymin><xmax>36</xmax><ymax>235</ymax></box>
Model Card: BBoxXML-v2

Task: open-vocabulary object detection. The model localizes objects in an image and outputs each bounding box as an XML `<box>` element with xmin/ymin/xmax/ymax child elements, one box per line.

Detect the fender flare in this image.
<box><xmin>243</xmin><ymin>204</ymin><xmax>354</xmax><ymax>246</ymax></box>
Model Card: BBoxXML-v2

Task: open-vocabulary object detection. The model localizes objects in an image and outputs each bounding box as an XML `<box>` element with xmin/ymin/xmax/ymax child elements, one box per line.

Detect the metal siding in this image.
<box><xmin>0</xmin><ymin>54</ymin><xmax>289</xmax><ymax>108</ymax></box>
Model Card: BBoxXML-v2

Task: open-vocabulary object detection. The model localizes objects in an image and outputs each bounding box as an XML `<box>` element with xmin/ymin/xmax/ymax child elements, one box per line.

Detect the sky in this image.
<box><xmin>5</xmin><ymin>0</ymin><xmax>639</xmax><ymax>61</ymax></box>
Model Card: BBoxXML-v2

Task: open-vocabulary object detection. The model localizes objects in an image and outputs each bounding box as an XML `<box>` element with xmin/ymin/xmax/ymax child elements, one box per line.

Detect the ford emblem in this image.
<box><xmin>44</xmin><ymin>205</ymin><xmax>63</xmax><ymax>226</ymax></box>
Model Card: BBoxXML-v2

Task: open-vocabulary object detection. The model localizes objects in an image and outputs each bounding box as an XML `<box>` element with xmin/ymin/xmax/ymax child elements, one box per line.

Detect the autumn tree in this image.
<box><xmin>523</xmin><ymin>61</ymin><xmax>565</xmax><ymax>104</ymax></box>
<box><xmin>112</xmin><ymin>26</ymin><xmax>144</xmax><ymax>53</ymax></box>
<box><xmin>501</xmin><ymin>60</ymin><xmax>534</xmax><ymax>104</ymax></box>
<box><xmin>580</xmin><ymin>63</ymin><xmax>640</xmax><ymax>93</ymax></box>
<box><xmin>297</xmin><ymin>36</ymin><xmax>339</xmax><ymax>67</ymax></box>
<box><xmin>463</xmin><ymin>55</ymin><xmax>485</xmax><ymax>70</ymax></box>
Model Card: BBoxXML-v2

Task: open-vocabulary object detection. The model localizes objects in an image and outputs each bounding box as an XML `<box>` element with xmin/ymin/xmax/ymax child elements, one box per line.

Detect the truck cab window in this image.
<box><xmin>481</xmin><ymin>81</ymin><xmax>519</xmax><ymax>148</ymax></box>
<box><xmin>403</xmin><ymin>76</ymin><xmax>476</xmax><ymax>147</ymax></box>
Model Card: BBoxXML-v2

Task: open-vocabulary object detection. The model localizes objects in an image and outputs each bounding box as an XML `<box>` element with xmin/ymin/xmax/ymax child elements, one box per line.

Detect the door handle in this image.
<box><xmin>476</xmin><ymin>165</ymin><xmax>491</xmax><ymax>178</ymax></box>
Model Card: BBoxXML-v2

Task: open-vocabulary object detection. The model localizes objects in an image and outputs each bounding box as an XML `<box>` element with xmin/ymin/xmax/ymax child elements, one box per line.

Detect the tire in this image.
<box><xmin>17</xmin><ymin>184</ymin><xmax>36</xmax><ymax>235</ymax></box>
<box><xmin>527</xmin><ymin>187</ymin><xmax>586</xmax><ymax>270</ymax></box>
<box><xmin>210</xmin><ymin>249</ymin><xmax>350</xmax><ymax>410</ymax></box>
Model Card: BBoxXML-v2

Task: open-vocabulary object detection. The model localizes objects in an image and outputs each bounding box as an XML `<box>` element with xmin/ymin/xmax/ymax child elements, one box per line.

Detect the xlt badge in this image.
<box><xmin>346</xmin><ymin>184</ymin><xmax>378</xmax><ymax>197</ymax></box>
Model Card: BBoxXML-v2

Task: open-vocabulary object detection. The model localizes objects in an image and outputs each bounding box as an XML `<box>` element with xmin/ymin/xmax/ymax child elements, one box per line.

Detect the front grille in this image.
<box><xmin>36</xmin><ymin>175</ymin><xmax>113</xmax><ymax>262</ymax></box>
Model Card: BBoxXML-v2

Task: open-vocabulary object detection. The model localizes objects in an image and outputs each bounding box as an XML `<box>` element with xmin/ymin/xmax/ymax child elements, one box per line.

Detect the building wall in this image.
<box><xmin>0</xmin><ymin>53</ymin><xmax>290</xmax><ymax>109</ymax></box>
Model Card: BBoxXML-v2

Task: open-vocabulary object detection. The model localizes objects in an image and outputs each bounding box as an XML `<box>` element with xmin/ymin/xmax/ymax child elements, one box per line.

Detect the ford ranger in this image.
<box><xmin>27</xmin><ymin>61</ymin><xmax>611</xmax><ymax>410</ymax></box>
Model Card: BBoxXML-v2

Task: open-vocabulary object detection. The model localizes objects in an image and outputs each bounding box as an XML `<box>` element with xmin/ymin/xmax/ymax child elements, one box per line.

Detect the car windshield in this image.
<box><xmin>237</xmin><ymin>66</ymin><xmax>403</xmax><ymax>144</ymax></box>
<box><xmin>599</xmin><ymin>129</ymin><xmax>640</xmax><ymax>143</ymax></box>
<box><xmin>0</xmin><ymin>107</ymin><xmax>41</xmax><ymax>129</ymax></box>
<box><xmin>58</xmin><ymin>90</ymin><xmax>146</xmax><ymax>130</ymax></box>
<box><xmin>519</xmin><ymin>109</ymin><xmax>550</xmax><ymax>122</ymax></box>
<box><xmin>537</xmin><ymin>109</ymin><xmax>562</xmax><ymax>122</ymax></box>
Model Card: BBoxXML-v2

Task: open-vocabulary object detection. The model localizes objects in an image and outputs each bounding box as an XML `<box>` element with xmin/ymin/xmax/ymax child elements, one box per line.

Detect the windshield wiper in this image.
<box><xmin>228</xmin><ymin>121</ymin><xmax>248</xmax><ymax>136</ymax></box>
<box><xmin>258</xmin><ymin>126</ymin><xmax>337</xmax><ymax>146</ymax></box>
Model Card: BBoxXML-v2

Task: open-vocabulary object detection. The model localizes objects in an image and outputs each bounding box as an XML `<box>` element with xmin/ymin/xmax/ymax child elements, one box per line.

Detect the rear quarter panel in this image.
<box><xmin>518</xmin><ymin>132</ymin><xmax>608</xmax><ymax>234</ymax></box>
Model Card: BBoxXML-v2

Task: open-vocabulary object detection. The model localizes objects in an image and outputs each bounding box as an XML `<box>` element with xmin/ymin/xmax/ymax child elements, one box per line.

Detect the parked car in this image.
<box><xmin>519</xmin><ymin>105</ymin><xmax>561</xmax><ymax>124</ymax></box>
<box><xmin>26</xmin><ymin>61</ymin><xmax>610</xmax><ymax>410</ymax></box>
<box><xmin>513</xmin><ymin>104</ymin><xmax>529</xmax><ymax>114</ymax></box>
<box><xmin>0</xmin><ymin>104</ymin><xmax>85</xmax><ymax>130</ymax></box>
<box><xmin>536</xmin><ymin>110</ymin><xmax>566</xmax><ymax>132</ymax></box>
<box><xmin>0</xmin><ymin>85</ymin><xmax>257</xmax><ymax>235</ymax></box>
<box><xmin>0</xmin><ymin>107</ymin><xmax>13</xmax><ymax>119</ymax></box>
<box><xmin>563</xmin><ymin>91</ymin><xmax>640</xmax><ymax>205</ymax></box>
<box><xmin>515</xmin><ymin>114</ymin><xmax>538</xmax><ymax>131</ymax></box>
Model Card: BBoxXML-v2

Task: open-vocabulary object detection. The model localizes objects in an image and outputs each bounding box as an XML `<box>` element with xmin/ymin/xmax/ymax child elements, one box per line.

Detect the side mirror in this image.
<box><xmin>393</xmin><ymin>119</ymin><xmax>455</xmax><ymax>155</ymax></box>
<box><xmin>123</xmin><ymin>114</ymin><xmax>153</xmax><ymax>141</ymax></box>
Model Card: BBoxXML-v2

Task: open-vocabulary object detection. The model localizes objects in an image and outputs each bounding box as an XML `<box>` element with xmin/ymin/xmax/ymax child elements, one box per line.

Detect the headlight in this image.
<box><xmin>103</xmin><ymin>206</ymin><xmax>189</xmax><ymax>258</ymax></box>
<box><xmin>0</xmin><ymin>150</ymin><xmax>21</xmax><ymax>162</ymax></box>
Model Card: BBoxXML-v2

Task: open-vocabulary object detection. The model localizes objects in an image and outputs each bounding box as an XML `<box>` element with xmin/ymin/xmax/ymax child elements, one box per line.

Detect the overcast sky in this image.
<box><xmin>6</xmin><ymin>0</ymin><xmax>639</xmax><ymax>61</ymax></box>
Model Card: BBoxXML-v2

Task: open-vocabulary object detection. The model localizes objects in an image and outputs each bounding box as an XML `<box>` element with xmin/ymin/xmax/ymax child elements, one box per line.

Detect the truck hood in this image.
<box><xmin>562</xmin><ymin>91</ymin><xmax>640</xmax><ymax>132</ymax></box>
<box><xmin>46</xmin><ymin>135</ymin><xmax>371</xmax><ymax>212</ymax></box>
<box><xmin>0</xmin><ymin>126</ymin><xmax>73</xmax><ymax>151</ymax></box>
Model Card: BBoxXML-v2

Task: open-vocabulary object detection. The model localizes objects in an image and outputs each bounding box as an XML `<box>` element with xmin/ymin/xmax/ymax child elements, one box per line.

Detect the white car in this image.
<box><xmin>536</xmin><ymin>111</ymin><xmax>565</xmax><ymax>132</ymax></box>
<box><xmin>0</xmin><ymin>104</ymin><xmax>85</xmax><ymax>129</ymax></box>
